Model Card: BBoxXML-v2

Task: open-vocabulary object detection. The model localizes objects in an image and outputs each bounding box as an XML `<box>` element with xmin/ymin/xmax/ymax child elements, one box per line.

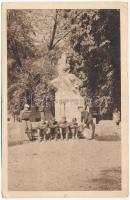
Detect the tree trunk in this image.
<box><xmin>48</xmin><ymin>11</ymin><xmax>58</xmax><ymax>50</ymax></box>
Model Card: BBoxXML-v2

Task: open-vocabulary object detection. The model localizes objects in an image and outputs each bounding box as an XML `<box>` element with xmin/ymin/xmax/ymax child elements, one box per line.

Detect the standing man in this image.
<box><xmin>20</xmin><ymin>104</ymin><xmax>32</xmax><ymax>141</ymax></box>
<box><xmin>80</xmin><ymin>106</ymin><xmax>95</xmax><ymax>139</ymax></box>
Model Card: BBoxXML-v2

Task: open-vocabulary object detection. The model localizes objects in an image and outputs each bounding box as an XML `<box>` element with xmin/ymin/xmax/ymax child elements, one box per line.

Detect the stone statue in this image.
<box><xmin>50</xmin><ymin>53</ymin><xmax>84</xmax><ymax>122</ymax></box>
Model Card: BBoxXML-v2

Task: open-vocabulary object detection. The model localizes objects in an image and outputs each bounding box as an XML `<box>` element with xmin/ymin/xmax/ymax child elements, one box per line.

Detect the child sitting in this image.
<box><xmin>70</xmin><ymin>118</ymin><xmax>79</xmax><ymax>139</ymax></box>
<box><xmin>37</xmin><ymin>120</ymin><xmax>50</xmax><ymax>142</ymax></box>
<box><xmin>59</xmin><ymin>116</ymin><xmax>70</xmax><ymax>140</ymax></box>
<box><xmin>49</xmin><ymin>119</ymin><xmax>59</xmax><ymax>140</ymax></box>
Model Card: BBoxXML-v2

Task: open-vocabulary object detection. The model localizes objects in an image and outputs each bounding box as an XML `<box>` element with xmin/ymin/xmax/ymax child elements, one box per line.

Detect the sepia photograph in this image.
<box><xmin>2</xmin><ymin>2</ymin><xmax>128</xmax><ymax>198</ymax></box>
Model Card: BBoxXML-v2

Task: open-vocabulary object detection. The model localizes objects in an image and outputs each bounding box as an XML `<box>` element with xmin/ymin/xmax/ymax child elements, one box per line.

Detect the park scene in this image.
<box><xmin>7</xmin><ymin>9</ymin><xmax>121</xmax><ymax>191</ymax></box>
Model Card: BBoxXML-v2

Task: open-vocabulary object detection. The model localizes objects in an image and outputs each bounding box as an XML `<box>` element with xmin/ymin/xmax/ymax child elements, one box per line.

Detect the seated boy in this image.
<box><xmin>37</xmin><ymin>120</ymin><xmax>50</xmax><ymax>142</ymax></box>
<box><xmin>59</xmin><ymin>116</ymin><xmax>70</xmax><ymax>140</ymax></box>
<box><xmin>70</xmin><ymin>118</ymin><xmax>79</xmax><ymax>139</ymax></box>
<box><xmin>49</xmin><ymin>119</ymin><xmax>59</xmax><ymax>140</ymax></box>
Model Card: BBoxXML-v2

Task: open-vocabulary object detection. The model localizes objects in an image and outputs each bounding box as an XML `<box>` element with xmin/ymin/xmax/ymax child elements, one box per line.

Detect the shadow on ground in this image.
<box><xmin>8</xmin><ymin>134</ymin><xmax>121</xmax><ymax>147</ymax></box>
<box><xmin>95</xmin><ymin>134</ymin><xmax>120</xmax><ymax>141</ymax></box>
<box><xmin>89</xmin><ymin>167</ymin><xmax>121</xmax><ymax>190</ymax></box>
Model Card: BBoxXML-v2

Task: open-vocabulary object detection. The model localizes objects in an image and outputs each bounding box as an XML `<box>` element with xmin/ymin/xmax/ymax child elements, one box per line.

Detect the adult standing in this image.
<box><xmin>20</xmin><ymin>104</ymin><xmax>32</xmax><ymax>141</ymax></box>
<box><xmin>80</xmin><ymin>106</ymin><xmax>95</xmax><ymax>139</ymax></box>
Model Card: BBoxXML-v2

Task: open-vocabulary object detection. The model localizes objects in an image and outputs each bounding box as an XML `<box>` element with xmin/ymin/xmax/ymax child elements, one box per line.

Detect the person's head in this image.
<box><xmin>24</xmin><ymin>104</ymin><xmax>29</xmax><ymax>111</ymax></box>
<box><xmin>45</xmin><ymin>121</ymin><xmax>49</xmax><ymax>126</ymax></box>
<box><xmin>114</xmin><ymin>108</ymin><xmax>118</xmax><ymax>112</ymax></box>
<box><xmin>41</xmin><ymin>119</ymin><xmax>45</xmax><ymax>123</ymax></box>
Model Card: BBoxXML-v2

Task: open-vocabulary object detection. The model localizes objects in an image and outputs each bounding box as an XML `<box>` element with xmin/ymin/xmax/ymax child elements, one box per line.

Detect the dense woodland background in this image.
<box><xmin>7</xmin><ymin>9</ymin><xmax>120</xmax><ymax>117</ymax></box>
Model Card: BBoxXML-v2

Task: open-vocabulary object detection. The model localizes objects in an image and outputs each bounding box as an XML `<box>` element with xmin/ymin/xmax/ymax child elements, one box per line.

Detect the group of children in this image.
<box><xmin>20</xmin><ymin>104</ymin><xmax>95</xmax><ymax>142</ymax></box>
<box><xmin>36</xmin><ymin>117</ymin><xmax>79</xmax><ymax>142</ymax></box>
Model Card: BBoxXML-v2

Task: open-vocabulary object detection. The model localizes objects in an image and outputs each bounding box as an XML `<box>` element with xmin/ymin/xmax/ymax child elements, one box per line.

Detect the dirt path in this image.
<box><xmin>8</xmin><ymin>139</ymin><xmax>121</xmax><ymax>191</ymax></box>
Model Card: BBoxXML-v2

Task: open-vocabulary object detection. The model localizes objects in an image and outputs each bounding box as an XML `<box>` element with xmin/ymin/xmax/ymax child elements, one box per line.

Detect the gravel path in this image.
<box><xmin>8</xmin><ymin>139</ymin><xmax>121</xmax><ymax>191</ymax></box>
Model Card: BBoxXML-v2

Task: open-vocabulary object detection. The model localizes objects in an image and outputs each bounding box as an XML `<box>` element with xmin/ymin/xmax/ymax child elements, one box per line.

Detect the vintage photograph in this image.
<box><xmin>2</xmin><ymin>2</ymin><xmax>128</xmax><ymax>197</ymax></box>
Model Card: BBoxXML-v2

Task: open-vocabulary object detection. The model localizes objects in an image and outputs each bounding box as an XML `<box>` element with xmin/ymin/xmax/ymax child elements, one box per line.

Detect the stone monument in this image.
<box><xmin>50</xmin><ymin>53</ymin><xmax>84</xmax><ymax>122</ymax></box>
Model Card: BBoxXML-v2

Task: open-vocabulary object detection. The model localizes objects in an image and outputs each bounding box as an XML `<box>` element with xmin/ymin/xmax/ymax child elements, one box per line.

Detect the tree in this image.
<box><xmin>7</xmin><ymin>9</ymin><xmax>67</xmax><ymax>114</ymax></box>
<box><xmin>7</xmin><ymin>9</ymin><xmax>121</xmax><ymax>116</ymax></box>
<box><xmin>61</xmin><ymin>9</ymin><xmax>121</xmax><ymax>114</ymax></box>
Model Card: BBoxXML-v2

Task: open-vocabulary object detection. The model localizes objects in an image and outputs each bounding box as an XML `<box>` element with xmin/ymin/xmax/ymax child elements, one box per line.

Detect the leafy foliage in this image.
<box><xmin>7</xmin><ymin>9</ymin><xmax>121</xmax><ymax>116</ymax></box>
<box><xmin>62</xmin><ymin>9</ymin><xmax>121</xmax><ymax>114</ymax></box>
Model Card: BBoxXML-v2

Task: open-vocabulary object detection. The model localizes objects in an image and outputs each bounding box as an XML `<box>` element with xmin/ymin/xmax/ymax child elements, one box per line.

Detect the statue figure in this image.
<box><xmin>50</xmin><ymin>53</ymin><xmax>84</xmax><ymax>122</ymax></box>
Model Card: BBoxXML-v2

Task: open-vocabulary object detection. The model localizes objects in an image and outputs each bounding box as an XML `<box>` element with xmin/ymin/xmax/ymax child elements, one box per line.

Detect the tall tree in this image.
<box><xmin>61</xmin><ymin>9</ymin><xmax>121</xmax><ymax>114</ymax></box>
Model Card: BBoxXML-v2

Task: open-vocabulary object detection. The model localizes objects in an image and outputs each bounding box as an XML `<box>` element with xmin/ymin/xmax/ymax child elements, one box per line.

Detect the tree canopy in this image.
<box><xmin>7</xmin><ymin>9</ymin><xmax>121</xmax><ymax>116</ymax></box>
